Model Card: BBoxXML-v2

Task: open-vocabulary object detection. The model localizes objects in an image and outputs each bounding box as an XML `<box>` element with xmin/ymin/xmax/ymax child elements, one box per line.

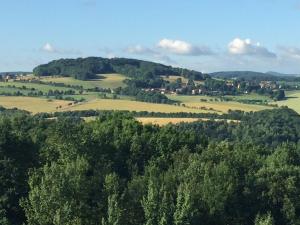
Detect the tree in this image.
<box><xmin>102</xmin><ymin>173</ymin><xmax>123</xmax><ymax>225</ymax></box>
<box><xmin>21</xmin><ymin>157</ymin><xmax>97</xmax><ymax>225</ymax></box>
<box><xmin>174</xmin><ymin>182</ymin><xmax>194</xmax><ymax>225</ymax></box>
<box><xmin>255</xmin><ymin>213</ymin><xmax>274</xmax><ymax>225</ymax></box>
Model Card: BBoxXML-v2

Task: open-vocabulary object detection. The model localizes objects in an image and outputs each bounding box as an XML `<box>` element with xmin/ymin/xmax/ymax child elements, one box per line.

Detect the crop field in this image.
<box><xmin>136</xmin><ymin>117</ymin><xmax>201</xmax><ymax>125</ymax></box>
<box><xmin>0</xmin><ymin>75</ymin><xmax>284</xmax><ymax>115</ymax></box>
<box><xmin>183</xmin><ymin>101</ymin><xmax>270</xmax><ymax>113</ymax></box>
<box><xmin>0</xmin><ymin>80</ymin><xmax>72</xmax><ymax>92</ymax></box>
<box><xmin>40</xmin><ymin>74</ymin><xmax>127</xmax><ymax>89</ymax></box>
<box><xmin>136</xmin><ymin>117</ymin><xmax>239</xmax><ymax>126</ymax></box>
<box><xmin>167</xmin><ymin>94</ymin><xmax>272</xmax><ymax>113</ymax></box>
<box><xmin>0</xmin><ymin>96</ymin><xmax>73</xmax><ymax>113</ymax></box>
<box><xmin>0</xmin><ymin>86</ymin><xmax>33</xmax><ymax>95</ymax></box>
<box><xmin>277</xmin><ymin>91</ymin><xmax>300</xmax><ymax>114</ymax></box>
<box><xmin>228</xmin><ymin>93</ymin><xmax>271</xmax><ymax>101</ymax></box>
<box><xmin>0</xmin><ymin>95</ymin><xmax>272</xmax><ymax>114</ymax></box>
<box><xmin>62</xmin><ymin>99</ymin><xmax>216</xmax><ymax>113</ymax></box>
<box><xmin>167</xmin><ymin>94</ymin><xmax>217</xmax><ymax>102</ymax></box>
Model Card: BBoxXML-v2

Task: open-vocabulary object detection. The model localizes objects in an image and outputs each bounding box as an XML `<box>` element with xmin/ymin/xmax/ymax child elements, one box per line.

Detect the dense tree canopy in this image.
<box><xmin>33</xmin><ymin>57</ymin><xmax>207</xmax><ymax>81</ymax></box>
<box><xmin>0</xmin><ymin>107</ymin><xmax>300</xmax><ymax>225</ymax></box>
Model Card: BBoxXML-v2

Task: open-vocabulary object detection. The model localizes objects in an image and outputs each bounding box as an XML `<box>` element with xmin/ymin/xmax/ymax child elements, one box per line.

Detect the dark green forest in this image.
<box><xmin>33</xmin><ymin>57</ymin><xmax>207</xmax><ymax>81</ymax></box>
<box><xmin>1</xmin><ymin>107</ymin><xmax>300</xmax><ymax>225</ymax></box>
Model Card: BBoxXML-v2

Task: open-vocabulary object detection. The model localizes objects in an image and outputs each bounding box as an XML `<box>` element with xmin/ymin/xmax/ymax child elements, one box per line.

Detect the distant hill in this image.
<box><xmin>266</xmin><ymin>71</ymin><xmax>300</xmax><ymax>77</ymax></box>
<box><xmin>210</xmin><ymin>71</ymin><xmax>300</xmax><ymax>82</ymax></box>
<box><xmin>0</xmin><ymin>71</ymin><xmax>31</xmax><ymax>76</ymax></box>
<box><xmin>33</xmin><ymin>57</ymin><xmax>208</xmax><ymax>81</ymax></box>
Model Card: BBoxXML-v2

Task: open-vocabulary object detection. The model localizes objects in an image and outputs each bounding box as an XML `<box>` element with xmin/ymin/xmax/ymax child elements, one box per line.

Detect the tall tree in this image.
<box><xmin>21</xmin><ymin>157</ymin><xmax>98</xmax><ymax>225</ymax></box>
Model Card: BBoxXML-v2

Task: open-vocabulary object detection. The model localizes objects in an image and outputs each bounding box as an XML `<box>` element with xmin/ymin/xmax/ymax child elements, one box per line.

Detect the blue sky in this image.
<box><xmin>1</xmin><ymin>0</ymin><xmax>300</xmax><ymax>73</ymax></box>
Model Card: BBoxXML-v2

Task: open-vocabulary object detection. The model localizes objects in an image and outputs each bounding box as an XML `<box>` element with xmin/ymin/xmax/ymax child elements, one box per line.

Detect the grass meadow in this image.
<box><xmin>277</xmin><ymin>91</ymin><xmax>300</xmax><ymax>114</ymax></box>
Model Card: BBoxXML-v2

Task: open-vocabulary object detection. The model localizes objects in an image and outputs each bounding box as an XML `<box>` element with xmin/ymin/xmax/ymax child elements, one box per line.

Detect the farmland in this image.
<box><xmin>0</xmin><ymin>80</ymin><xmax>72</xmax><ymax>92</ymax></box>
<box><xmin>0</xmin><ymin>96</ymin><xmax>73</xmax><ymax>113</ymax></box>
<box><xmin>0</xmin><ymin>73</ymin><xmax>298</xmax><ymax>116</ymax></box>
<box><xmin>136</xmin><ymin>117</ymin><xmax>239</xmax><ymax>126</ymax></box>
<box><xmin>167</xmin><ymin>94</ymin><xmax>272</xmax><ymax>113</ymax></box>
<box><xmin>62</xmin><ymin>99</ymin><xmax>216</xmax><ymax>113</ymax></box>
<box><xmin>277</xmin><ymin>91</ymin><xmax>300</xmax><ymax>114</ymax></box>
<box><xmin>136</xmin><ymin>117</ymin><xmax>201</xmax><ymax>125</ymax></box>
<box><xmin>40</xmin><ymin>74</ymin><xmax>127</xmax><ymax>89</ymax></box>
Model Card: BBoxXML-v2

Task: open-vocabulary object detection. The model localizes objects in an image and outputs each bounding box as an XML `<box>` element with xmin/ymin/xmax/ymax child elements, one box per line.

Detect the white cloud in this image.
<box><xmin>41</xmin><ymin>43</ymin><xmax>81</xmax><ymax>55</ymax></box>
<box><xmin>228</xmin><ymin>38</ymin><xmax>276</xmax><ymax>58</ymax></box>
<box><xmin>125</xmin><ymin>45</ymin><xmax>156</xmax><ymax>55</ymax></box>
<box><xmin>106</xmin><ymin>53</ymin><xmax>116</xmax><ymax>59</ymax></box>
<box><xmin>157</xmin><ymin>38</ymin><xmax>213</xmax><ymax>56</ymax></box>
<box><xmin>42</xmin><ymin>43</ymin><xmax>56</xmax><ymax>53</ymax></box>
<box><xmin>278</xmin><ymin>46</ymin><xmax>300</xmax><ymax>59</ymax></box>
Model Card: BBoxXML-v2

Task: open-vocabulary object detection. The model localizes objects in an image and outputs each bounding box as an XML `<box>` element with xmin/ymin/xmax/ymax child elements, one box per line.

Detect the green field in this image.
<box><xmin>0</xmin><ymin>80</ymin><xmax>72</xmax><ymax>92</ymax></box>
<box><xmin>40</xmin><ymin>74</ymin><xmax>127</xmax><ymax>89</ymax></box>
<box><xmin>277</xmin><ymin>91</ymin><xmax>300</xmax><ymax>113</ymax></box>
<box><xmin>1</xmin><ymin>74</ymin><xmax>294</xmax><ymax>115</ymax></box>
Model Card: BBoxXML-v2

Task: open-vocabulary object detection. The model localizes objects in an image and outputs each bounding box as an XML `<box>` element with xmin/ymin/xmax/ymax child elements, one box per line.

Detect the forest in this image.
<box><xmin>1</xmin><ymin>107</ymin><xmax>300</xmax><ymax>225</ymax></box>
<box><xmin>33</xmin><ymin>57</ymin><xmax>207</xmax><ymax>81</ymax></box>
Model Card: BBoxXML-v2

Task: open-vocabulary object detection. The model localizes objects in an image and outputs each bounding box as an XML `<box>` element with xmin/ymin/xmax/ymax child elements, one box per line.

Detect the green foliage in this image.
<box><xmin>255</xmin><ymin>213</ymin><xmax>274</xmax><ymax>225</ymax></box>
<box><xmin>33</xmin><ymin>57</ymin><xmax>207</xmax><ymax>81</ymax></box>
<box><xmin>0</xmin><ymin>107</ymin><xmax>300</xmax><ymax>225</ymax></box>
<box><xmin>21</xmin><ymin>157</ymin><xmax>96</xmax><ymax>225</ymax></box>
<box><xmin>102</xmin><ymin>173</ymin><xmax>123</xmax><ymax>225</ymax></box>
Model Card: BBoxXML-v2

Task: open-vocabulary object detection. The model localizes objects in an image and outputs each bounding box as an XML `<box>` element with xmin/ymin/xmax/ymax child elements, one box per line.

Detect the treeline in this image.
<box><xmin>210</xmin><ymin>71</ymin><xmax>300</xmax><ymax>82</ymax></box>
<box><xmin>114</xmin><ymin>86</ymin><xmax>176</xmax><ymax>104</ymax></box>
<box><xmin>1</xmin><ymin>107</ymin><xmax>300</xmax><ymax>225</ymax></box>
<box><xmin>33</xmin><ymin>57</ymin><xmax>208</xmax><ymax>80</ymax></box>
<box><xmin>35</xmin><ymin>108</ymin><xmax>246</xmax><ymax>120</ymax></box>
<box><xmin>203</xmin><ymin>78</ymin><xmax>286</xmax><ymax>100</ymax></box>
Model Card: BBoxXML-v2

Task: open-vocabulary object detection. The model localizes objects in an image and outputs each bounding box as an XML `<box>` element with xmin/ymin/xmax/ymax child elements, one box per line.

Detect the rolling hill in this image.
<box><xmin>33</xmin><ymin>57</ymin><xmax>208</xmax><ymax>81</ymax></box>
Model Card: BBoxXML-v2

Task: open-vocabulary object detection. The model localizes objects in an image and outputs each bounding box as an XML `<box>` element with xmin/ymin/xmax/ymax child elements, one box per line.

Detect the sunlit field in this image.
<box><xmin>0</xmin><ymin>96</ymin><xmax>73</xmax><ymax>113</ymax></box>
<box><xmin>277</xmin><ymin>91</ymin><xmax>300</xmax><ymax>114</ymax></box>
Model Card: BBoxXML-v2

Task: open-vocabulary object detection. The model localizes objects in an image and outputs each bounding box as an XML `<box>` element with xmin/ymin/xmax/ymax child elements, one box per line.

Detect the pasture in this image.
<box><xmin>136</xmin><ymin>117</ymin><xmax>200</xmax><ymax>125</ymax></box>
<box><xmin>277</xmin><ymin>91</ymin><xmax>300</xmax><ymax>114</ymax></box>
<box><xmin>62</xmin><ymin>99</ymin><xmax>216</xmax><ymax>113</ymax></box>
<box><xmin>0</xmin><ymin>96</ymin><xmax>73</xmax><ymax>113</ymax></box>
<box><xmin>167</xmin><ymin>94</ymin><xmax>272</xmax><ymax>113</ymax></box>
<box><xmin>40</xmin><ymin>74</ymin><xmax>127</xmax><ymax>89</ymax></box>
<box><xmin>136</xmin><ymin>117</ymin><xmax>240</xmax><ymax>126</ymax></box>
<box><xmin>0</xmin><ymin>80</ymin><xmax>72</xmax><ymax>92</ymax></box>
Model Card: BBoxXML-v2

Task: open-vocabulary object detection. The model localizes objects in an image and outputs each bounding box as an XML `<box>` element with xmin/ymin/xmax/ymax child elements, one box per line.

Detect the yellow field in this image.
<box><xmin>63</xmin><ymin>99</ymin><xmax>216</xmax><ymax>113</ymax></box>
<box><xmin>0</xmin><ymin>95</ymin><xmax>271</xmax><ymax>114</ymax></box>
<box><xmin>0</xmin><ymin>96</ymin><xmax>73</xmax><ymax>113</ymax></box>
<box><xmin>183</xmin><ymin>101</ymin><xmax>270</xmax><ymax>113</ymax></box>
<box><xmin>277</xmin><ymin>91</ymin><xmax>300</xmax><ymax>114</ymax></box>
<box><xmin>136</xmin><ymin>117</ymin><xmax>240</xmax><ymax>126</ymax></box>
<box><xmin>40</xmin><ymin>74</ymin><xmax>127</xmax><ymax>89</ymax></box>
<box><xmin>167</xmin><ymin>95</ymin><xmax>271</xmax><ymax>113</ymax></box>
<box><xmin>136</xmin><ymin>117</ymin><xmax>200</xmax><ymax>125</ymax></box>
<box><xmin>167</xmin><ymin>95</ymin><xmax>217</xmax><ymax>102</ymax></box>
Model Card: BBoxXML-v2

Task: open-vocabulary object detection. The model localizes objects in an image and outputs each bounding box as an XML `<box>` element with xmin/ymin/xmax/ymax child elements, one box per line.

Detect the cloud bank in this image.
<box><xmin>158</xmin><ymin>38</ymin><xmax>213</xmax><ymax>56</ymax></box>
<box><xmin>41</xmin><ymin>43</ymin><xmax>81</xmax><ymax>55</ymax></box>
<box><xmin>125</xmin><ymin>45</ymin><xmax>156</xmax><ymax>55</ymax></box>
<box><xmin>228</xmin><ymin>38</ymin><xmax>276</xmax><ymax>58</ymax></box>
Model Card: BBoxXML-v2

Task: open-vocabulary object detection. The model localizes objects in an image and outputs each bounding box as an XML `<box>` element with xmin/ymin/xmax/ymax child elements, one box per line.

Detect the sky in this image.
<box><xmin>1</xmin><ymin>0</ymin><xmax>300</xmax><ymax>73</ymax></box>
